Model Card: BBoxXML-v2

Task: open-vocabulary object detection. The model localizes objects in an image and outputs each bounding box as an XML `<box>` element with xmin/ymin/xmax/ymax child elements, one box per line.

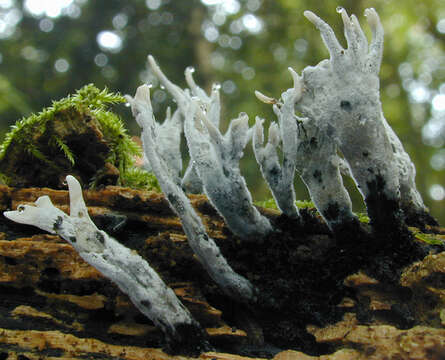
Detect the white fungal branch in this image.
<box><xmin>186</xmin><ymin>104</ymin><xmax>273</xmax><ymax>239</ymax></box>
<box><xmin>126</xmin><ymin>85</ymin><xmax>257</xmax><ymax>303</ymax></box>
<box><xmin>382</xmin><ymin>120</ymin><xmax>433</xmax><ymax>223</ymax></box>
<box><xmin>2</xmin><ymin>7</ymin><xmax>436</xmax><ymax>354</ymax></box>
<box><xmin>255</xmin><ymin>67</ymin><xmax>356</xmax><ymax>230</ymax></box>
<box><xmin>253</xmin><ymin>68</ymin><xmax>302</xmax><ymax>219</ymax></box>
<box><xmin>184</xmin><ymin>66</ymin><xmax>221</xmax><ymax>129</ymax></box>
<box><xmin>181</xmin><ymin>66</ymin><xmax>222</xmax><ymax>194</ymax></box>
<box><xmin>3</xmin><ymin>175</ymin><xmax>200</xmax><ymax>342</ymax></box>
<box><xmin>148</xmin><ymin>55</ymin><xmax>273</xmax><ymax>240</ymax></box>
<box><xmin>297</xmin><ymin>8</ymin><xmax>404</xmax><ymax>226</ymax></box>
<box><xmin>253</xmin><ymin>117</ymin><xmax>299</xmax><ymax>218</ymax></box>
<box><xmin>155</xmin><ymin>107</ymin><xmax>183</xmax><ymax>181</ymax></box>
<box><xmin>293</xmin><ymin>118</ymin><xmax>357</xmax><ymax>230</ymax></box>
<box><xmin>140</xmin><ymin>106</ymin><xmax>183</xmax><ymax>184</ymax></box>
<box><xmin>256</xmin><ymin>69</ymin><xmax>356</xmax><ymax>229</ymax></box>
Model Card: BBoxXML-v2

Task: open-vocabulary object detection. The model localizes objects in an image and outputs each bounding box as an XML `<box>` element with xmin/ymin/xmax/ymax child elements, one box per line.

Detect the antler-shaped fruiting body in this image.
<box><xmin>139</xmin><ymin>106</ymin><xmax>183</xmax><ymax>185</ymax></box>
<box><xmin>253</xmin><ymin>69</ymin><xmax>302</xmax><ymax>219</ymax></box>
<box><xmin>293</xmin><ymin>117</ymin><xmax>357</xmax><ymax>231</ymax></box>
<box><xmin>181</xmin><ymin>65</ymin><xmax>223</xmax><ymax>194</ymax></box>
<box><xmin>383</xmin><ymin>120</ymin><xmax>438</xmax><ymax>226</ymax></box>
<box><xmin>148</xmin><ymin>56</ymin><xmax>272</xmax><ymax>240</ymax></box>
<box><xmin>297</xmin><ymin>8</ymin><xmax>406</xmax><ymax>229</ymax></box>
<box><xmin>3</xmin><ymin>175</ymin><xmax>210</xmax><ymax>354</ymax></box>
<box><xmin>255</xmin><ymin>69</ymin><xmax>357</xmax><ymax>231</ymax></box>
<box><xmin>253</xmin><ymin>116</ymin><xmax>299</xmax><ymax>218</ymax></box>
<box><xmin>126</xmin><ymin>85</ymin><xmax>257</xmax><ymax>303</ymax></box>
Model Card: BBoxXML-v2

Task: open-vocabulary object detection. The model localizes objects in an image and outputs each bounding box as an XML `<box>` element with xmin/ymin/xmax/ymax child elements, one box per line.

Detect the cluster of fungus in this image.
<box><xmin>4</xmin><ymin>8</ymin><xmax>437</xmax><ymax>354</ymax></box>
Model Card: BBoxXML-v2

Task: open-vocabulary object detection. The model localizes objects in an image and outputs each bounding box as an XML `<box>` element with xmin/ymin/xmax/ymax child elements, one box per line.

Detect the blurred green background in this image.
<box><xmin>0</xmin><ymin>0</ymin><xmax>443</xmax><ymax>223</ymax></box>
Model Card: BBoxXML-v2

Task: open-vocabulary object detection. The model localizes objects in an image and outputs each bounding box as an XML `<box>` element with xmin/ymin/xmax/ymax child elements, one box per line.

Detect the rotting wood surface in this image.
<box><xmin>0</xmin><ymin>185</ymin><xmax>444</xmax><ymax>359</ymax></box>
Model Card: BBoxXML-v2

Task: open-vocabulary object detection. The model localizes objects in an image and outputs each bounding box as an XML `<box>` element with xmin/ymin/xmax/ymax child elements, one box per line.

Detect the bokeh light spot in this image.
<box><xmin>0</xmin><ymin>0</ymin><xmax>13</xmax><ymax>9</ymax></box>
<box><xmin>97</xmin><ymin>30</ymin><xmax>123</xmax><ymax>53</ymax></box>
<box><xmin>39</xmin><ymin>18</ymin><xmax>54</xmax><ymax>32</ymax></box>
<box><xmin>24</xmin><ymin>0</ymin><xmax>73</xmax><ymax>18</ymax></box>
<box><xmin>146</xmin><ymin>0</ymin><xmax>161</xmax><ymax>11</ymax></box>
<box><xmin>241</xmin><ymin>13</ymin><xmax>263</xmax><ymax>34</ymax></box>
<box><xmin>222</xmin><ymin>80</ymin><xmax>236</xmax><ymax>94</ymax></box>
<box><xmin>410</xmin><ymin>85</ymin><xmax>429</xmax><ymax>103</ymax></box>
<box><xmin>432</xmin><ymin>94</ymin><xmax>445</xmax><ymax>111</ymax></box>
<box><xmin>429</xmin><ymin>184</ymin><xmax>445</xmax><ymax>201</ymax></box>
<box><xmin>54</xmin><ymin>58</ymin><xmax>69</xmax><ymax>72</ymax></box>
<box><xmin>112</xmin><ymin>13</ymin><xmax>128</xmax><ymax>30</ymax></box>
<box><xmin>430</xmin><ymin>150</ymin><xmax>445</xmax><ymax>171</ymax></box>
<box><xmin>94</xmin><ymin>53</ymin><xmax>108</xmax><ymax>67</ymax></box>
<box><xmin>437</xmin><ymin>18</ymin><xmax>445</xmax><ymax>34</ymax></box>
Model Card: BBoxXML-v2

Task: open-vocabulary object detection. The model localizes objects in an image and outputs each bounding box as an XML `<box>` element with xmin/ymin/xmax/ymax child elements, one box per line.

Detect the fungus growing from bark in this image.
<box><xmin>147</xmin><ymin>56</ymin><xmax>273</xmax><ymax>240</ymax></box>
<box><xmin>125</xmin><ymin>85</ymin><xmax>257</xmax><ymax>304</ymax></box>
<box><xmin>3</xmin><ymin>7</ymin><xmax>438</xmax><ymax>356</ymax></box>
<box><xmin>255</xmin><ymin>69</ymin><xmax>357</xmax><ymax>231</ymax></box>
<box><xmin>4</xmin><ymin>175</ymin><xmax>210</xmax><ymax>354</ymax></box>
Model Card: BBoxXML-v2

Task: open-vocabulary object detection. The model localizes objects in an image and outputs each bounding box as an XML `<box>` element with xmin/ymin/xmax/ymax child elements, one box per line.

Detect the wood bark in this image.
<box><xmin>0</xmin><ymin>185</ymin><xmax>444</xmax><ymax>359</ymax></box>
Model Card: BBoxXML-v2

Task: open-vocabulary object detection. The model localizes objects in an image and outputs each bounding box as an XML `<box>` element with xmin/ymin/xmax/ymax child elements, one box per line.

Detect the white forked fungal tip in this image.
<box><xmin>35</xmin><ymin>195</ymin><xmax>53</xmax><ymax>208</ymax></box>
<box><xmin>350</xmin><ymin>14</ymin><xmax>361</xmax><ymax>29</ymax></box>
<box><xmin>135</xmin><ymin>84</ymin><xmax>151</xmax><ymax>103</ymax></box>
<box><xmin>255</xmin><ymin>90</ymin><xmax>277</xmax><ymax>104</ymax></box>
<box><xmin>66</xmin><ymin>175</ymin><xmax>89</xmax><ymax>220</ymax></box>
<box><xmin>147</xmin><ymin>54</ymin><xmax>156</xmax><ymax>68</ymax></box>
<box><xmin>364</xmin><ymin>8</ymin><xmax>378</xmax><ymax>26</ymax></box>
<box><xmin>254</xmin><ymin>116</ymin><xmax>264</xmax><ymax>129</ymax></box>
<box><xmin>288</xmin><ymin>67</ymin><xmax>303</xmax><ymax>100</ymax></box>
<box><xmin>231</xmin><ymin>113</ymin><xmax>249</xmax><ymax>133</ymax></box>
<box><xmin>272</xmin><ymin>104</ymin><xmax>280</xmax><ymax>117</ymax></box>
<box><xmin>66</xmin><ymin>175</ymin><xmax>83</xmax><ymax>202</ymax></box>
<box><xmin>339</xmin><ymin>7</ymin><xmax>350</xmax><ymax>23</ymax></box>
<box><xmin>303</xmin><ymin>10</ymin><xmax>319</xmax><ymax>24</ymax></box>
<box><xmin>195</xmin><ymin>104</ymin><xmax>216</xmax><ymax>135</ymax></box>
<box><xmin>253</xmin><ymin>117</ymin><xmax>265</xmax><ymax>145</ymax></box>
<box><xmin>185</xmin><ymin>66</ymin><xmax>197</xmax><ymax>88</ymax></box>
<box><xmin>147</xmin><ymin>55</ymin><xmax>168</xmax><ymax>84</ymax></box>
<box><xmin>238</xmin><ymin>111</ymin><xmax>249</xmax><ymax>121</ymax></box>
<box><xmin>66</xmin><ymin>175</ymin><xmax>80</xmax><ymax>191</ymax></box>
<box><xmin>268</xmin><ymin>123</ymin><xmax>280</xmax><ymax>147</ymax></box>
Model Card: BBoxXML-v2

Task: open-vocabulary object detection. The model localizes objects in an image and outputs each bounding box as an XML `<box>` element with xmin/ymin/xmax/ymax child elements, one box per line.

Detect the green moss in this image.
<box><xmin>356</xmin><ymin>212</ymin><xmax>370</xmax><ymax>224</ymax></box>
<box><xmin>0</xmin><ymin>84</ymin><xmax>160</xmax><ymax>191</ymax></box>
<box><xmin>255</xmin><ymin>198</ymin><xmax>315</xmax><ymax>210</ymax></box>
<box><xmin>255</xmin><ymin>198</ymin><xmax>279</xmax><ymax>210</ymax></box>
<box><xmin>255</xmin><ymin>199</ymin><xmax>372</xmax><ymax>225</ymax></box>
<box><xmin>295</xmin><ymin>200</ymin><xmax>315</xmax><ymax>209</ymax></box>
<box><xmin>411</xmin><ymin>230</ymin><xmax>445</xmax><ymax>246</ymax></box>
<box><xmin>121</xmin><ymin>167</ymin><xmax>160</xmax><ymax>191</ymax></box>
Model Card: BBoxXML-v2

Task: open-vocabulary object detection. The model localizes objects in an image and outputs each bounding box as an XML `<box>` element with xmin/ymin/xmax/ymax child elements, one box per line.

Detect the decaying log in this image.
<box><xmin>0</xmin><ymin>184</ymin><xmax>444</xmax><ymax>359</ymax></box>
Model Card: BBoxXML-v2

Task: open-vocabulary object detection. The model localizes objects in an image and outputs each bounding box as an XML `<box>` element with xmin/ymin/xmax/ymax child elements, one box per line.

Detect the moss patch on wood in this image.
<box><xmin>0</xmin><ymin>84</ymin><xmax>159</xmax><ymax>191</ymax></box>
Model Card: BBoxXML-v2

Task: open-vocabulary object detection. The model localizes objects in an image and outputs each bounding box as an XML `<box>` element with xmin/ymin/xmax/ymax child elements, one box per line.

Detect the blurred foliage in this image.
<box><xmin>0</xmin><ymin>74</ymin><xmax>32</xmax><ymax>115</ymax></box>
<box><xmin>0</xmin><ymin>0</ymin><xmax>443</xmax><ymax>222</ymax></box>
